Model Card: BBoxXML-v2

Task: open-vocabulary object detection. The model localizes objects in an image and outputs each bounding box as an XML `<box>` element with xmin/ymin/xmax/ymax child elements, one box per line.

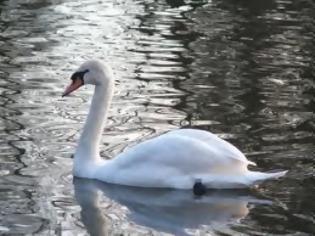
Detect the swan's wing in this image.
<box><xmin>113</xmin><ymin>132</ymin><xmax>248</xmax><ymax>175</ymax></box>
<box><xmin>167</xmin><ymin>129</ymin><xmax>256</xmax><ymax>166</ymax></box>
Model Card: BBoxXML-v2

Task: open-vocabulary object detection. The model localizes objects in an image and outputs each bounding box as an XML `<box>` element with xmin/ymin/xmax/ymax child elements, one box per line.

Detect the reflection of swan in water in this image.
<box><xmin>74</xmin><ymin>178</ymin><xmax>271</xmax><ymax>236</ymax></box>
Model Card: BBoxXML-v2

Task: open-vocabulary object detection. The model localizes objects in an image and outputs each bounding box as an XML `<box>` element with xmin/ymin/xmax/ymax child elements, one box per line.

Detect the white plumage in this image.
<box><xmin>63</xmin><ymin>60</ymin><xmax>287</xmax><ymax>189</ymax></box>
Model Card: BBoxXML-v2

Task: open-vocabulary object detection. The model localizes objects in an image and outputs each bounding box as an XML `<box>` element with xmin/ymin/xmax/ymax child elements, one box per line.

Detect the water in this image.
<box><xmin>0</xmin><ymin>0</ymin><xmax>314</xmax><ymax>235</ymax></box>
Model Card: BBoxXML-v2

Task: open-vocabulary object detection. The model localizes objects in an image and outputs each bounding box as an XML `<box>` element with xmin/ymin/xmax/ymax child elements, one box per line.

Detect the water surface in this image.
<box><xmin>0</xmin><ymin>0</ymin><xmax>314</xmax><ymax>235</ymax></box>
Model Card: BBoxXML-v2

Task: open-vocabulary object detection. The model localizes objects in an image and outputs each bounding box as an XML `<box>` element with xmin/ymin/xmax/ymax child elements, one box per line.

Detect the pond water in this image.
<box><xmin>0</xmin><ymin>0</ymin><xmax>314</xmax><ymax>235</ymax></box>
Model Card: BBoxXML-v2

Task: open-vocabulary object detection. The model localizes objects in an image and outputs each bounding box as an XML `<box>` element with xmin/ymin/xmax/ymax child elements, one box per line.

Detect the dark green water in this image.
<box><xmin>0</xmin><ymin>0</ymin><xmax>314</xmax><ymax>235</ymax></box>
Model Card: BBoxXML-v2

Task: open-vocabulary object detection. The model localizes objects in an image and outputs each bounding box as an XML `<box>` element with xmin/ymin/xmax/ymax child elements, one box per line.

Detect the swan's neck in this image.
<box><xmin>75</xmin><ymin>82</ymin><xmax>113</xmax><ymax>162</ymax></box>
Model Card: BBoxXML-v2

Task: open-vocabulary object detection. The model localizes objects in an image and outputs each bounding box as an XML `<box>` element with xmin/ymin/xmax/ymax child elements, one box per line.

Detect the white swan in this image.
<box><xmin>62</xmin><ymin>60</ymin><xmax>287</xmax><ymax>189</ymax></box>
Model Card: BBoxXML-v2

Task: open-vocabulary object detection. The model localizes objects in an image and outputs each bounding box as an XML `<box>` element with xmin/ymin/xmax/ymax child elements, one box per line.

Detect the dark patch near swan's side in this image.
<box><xmin>193</xmin><ymin>179</ymin><xmax>206</xmax><ymax>196</ymax></box>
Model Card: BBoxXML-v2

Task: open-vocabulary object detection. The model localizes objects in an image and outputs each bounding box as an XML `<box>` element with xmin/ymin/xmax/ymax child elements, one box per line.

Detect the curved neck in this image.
<box><xmin>76</xmin><ymin>83</ymin><xmax>113</xmax><ymax>161</ymax></box>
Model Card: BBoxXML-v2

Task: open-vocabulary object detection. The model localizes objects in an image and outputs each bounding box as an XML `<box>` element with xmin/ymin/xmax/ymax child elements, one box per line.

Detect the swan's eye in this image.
<box><xmin>70</xmin><ymin>69</ymin><xmax>89</xmax><ymax>84</ymax></box>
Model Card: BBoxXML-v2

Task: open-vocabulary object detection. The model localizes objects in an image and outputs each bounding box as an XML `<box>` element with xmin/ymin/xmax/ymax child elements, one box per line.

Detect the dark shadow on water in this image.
<box><xmin>74</xmin><ymin>178</ymin><xmax>271</xmax><ymax>236</ymax></box>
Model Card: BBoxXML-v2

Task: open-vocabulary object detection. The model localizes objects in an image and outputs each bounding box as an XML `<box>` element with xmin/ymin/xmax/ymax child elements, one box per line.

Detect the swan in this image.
<box><xmin>62</xmin><ymin>60</ymin><xmax>287</xmax><ymax>189</ymax></box>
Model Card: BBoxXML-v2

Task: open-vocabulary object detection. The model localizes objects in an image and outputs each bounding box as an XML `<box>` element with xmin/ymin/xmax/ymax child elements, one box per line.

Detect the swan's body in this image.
<box><xmin>63</xmin><ymin>60</ymin><xmax>287</xmax><ymax>189</ymax></box>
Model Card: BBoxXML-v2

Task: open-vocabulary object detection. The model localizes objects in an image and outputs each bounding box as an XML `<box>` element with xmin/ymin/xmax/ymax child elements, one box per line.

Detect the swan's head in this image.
<box><xmin>62</xmin><ymin>60</ymin><xmax>114</xmax><ymax>97</ymax></box>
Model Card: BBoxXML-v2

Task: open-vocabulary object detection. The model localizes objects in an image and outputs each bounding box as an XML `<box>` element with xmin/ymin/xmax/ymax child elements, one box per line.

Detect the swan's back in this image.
<box><xmin>167</xmin><ymin>129</ymin><xmax>254</xmax><ymax>165</ymax></box>
<box><xmin>114</xmin><ymin>129</ymin><xmax>251</xmax><ymax>171</ymax></box>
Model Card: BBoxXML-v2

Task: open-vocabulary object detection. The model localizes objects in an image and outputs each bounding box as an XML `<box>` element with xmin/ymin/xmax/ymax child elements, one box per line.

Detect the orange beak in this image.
<box><xmin>62</xmin><ymin>79</ymin><xmax>83</xmax><ymax>97</ymax></box>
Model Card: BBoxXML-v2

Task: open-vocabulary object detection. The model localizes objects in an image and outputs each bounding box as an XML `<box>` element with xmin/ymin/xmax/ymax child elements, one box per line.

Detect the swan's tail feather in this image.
<box><xmin>247</xmin><ymin>170</ymin><xmax>288</xmax><ymax>185</ymax></box>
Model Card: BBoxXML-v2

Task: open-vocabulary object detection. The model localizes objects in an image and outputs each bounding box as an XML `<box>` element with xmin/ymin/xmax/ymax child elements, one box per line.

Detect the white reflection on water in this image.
<box><xmin>74</xmin><ymin>178</ymin><xmax>271</xmax><ymax>236</ymax></box>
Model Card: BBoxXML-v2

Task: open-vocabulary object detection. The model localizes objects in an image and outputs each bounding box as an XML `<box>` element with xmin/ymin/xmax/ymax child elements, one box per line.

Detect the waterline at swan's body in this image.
<box><xmin>63</xmin><ymin>60</ymin><xmax>287</xmax><ymax>189</ymax></box>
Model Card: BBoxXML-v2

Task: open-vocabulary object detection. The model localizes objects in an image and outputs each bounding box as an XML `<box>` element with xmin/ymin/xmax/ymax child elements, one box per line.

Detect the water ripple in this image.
<box><xmin>0</xmin><ymin>0</ymin><xmax>314</xmax><ymax>235</ymax></box>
